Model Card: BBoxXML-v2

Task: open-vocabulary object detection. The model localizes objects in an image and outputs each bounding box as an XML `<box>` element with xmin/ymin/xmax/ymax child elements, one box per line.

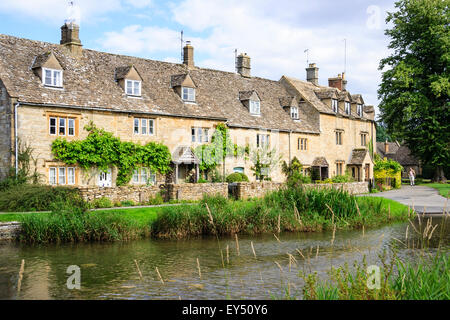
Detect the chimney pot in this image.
<box><xmin>384</xmin><ymin>140</ymin><xmax>389</xmax><ymax>154</ymax></box>
<box><xmin>237</xmin><ymin>53</ymin><xmax>251</xmax><ymax>78</ymax></box>
<box><xmin>328</xmin><ymin>73</ymin><xmax>347</xmax><ymax>91</ymax></box>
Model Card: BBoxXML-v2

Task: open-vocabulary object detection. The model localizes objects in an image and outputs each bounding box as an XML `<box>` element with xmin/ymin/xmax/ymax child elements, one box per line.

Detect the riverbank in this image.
<box><xmin>8</xmin><ymin>186</ymin><xmax>412</xmax><ymax>244</ymax></box>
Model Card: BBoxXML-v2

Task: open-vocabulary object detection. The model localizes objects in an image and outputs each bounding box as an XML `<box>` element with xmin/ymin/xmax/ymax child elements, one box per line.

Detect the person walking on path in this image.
<box><xmin>409</xmin><ymin>168</ymin><xmax>416</xmax><ymax>186</ymax></box>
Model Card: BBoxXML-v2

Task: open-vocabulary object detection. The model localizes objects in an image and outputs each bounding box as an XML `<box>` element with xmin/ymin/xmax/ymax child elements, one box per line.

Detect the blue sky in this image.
<box><xmin>0</xmin><ymin>0</ymin><xmax>397</xmax><ymax>115</ymax></box>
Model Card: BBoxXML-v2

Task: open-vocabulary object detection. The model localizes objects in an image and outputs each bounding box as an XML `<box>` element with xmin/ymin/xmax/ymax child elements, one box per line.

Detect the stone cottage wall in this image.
<box><xmin>0</xmin><ymin>81</ymin><xmax>11</xmax><ymax>180</ymax></box>
<box><xmin>78</xmin><ymin>185</ymin><xmax>163</xmax><ymax>204</ymax></box>
<box><xmin>167</xmin><ymin>183</ymin><xmax>228</xmax><ymax>201</ymax></box>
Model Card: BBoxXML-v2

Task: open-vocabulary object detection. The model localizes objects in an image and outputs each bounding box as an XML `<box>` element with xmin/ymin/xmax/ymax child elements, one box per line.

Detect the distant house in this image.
<box><xmin>376</xmin><ymin>141</ymin><xmax>421</xmax><ymax>178</ymax></box>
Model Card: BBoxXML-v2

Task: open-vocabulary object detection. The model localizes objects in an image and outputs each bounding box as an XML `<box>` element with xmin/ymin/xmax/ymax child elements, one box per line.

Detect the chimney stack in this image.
<box><xmin>384</xmin><ymin>140</ymin><xmax>389</xmax><ymax>154</ymax></box>
<box><xmin>306</xmin><ymin>63</ymin><xmax>319</xmax><ymax>85</ymax></box>
<box><xmin>328</xmin><ymin>73</ymin><xmax>347</xmax><ymax>91</ymax></box>
<box><xmin>183</xmin><ymin>41</ymin><xmax>194</xmax><ymax>69</ymax></box>
<box><xmin>60</xmin><ymin>21</ymin><xmax>82</xmax><ymax>57</ymax></box>
<box><xmin>236</xmin><ymin>53</ymin><xmax>251</xmax><ymax>78</ymax></box>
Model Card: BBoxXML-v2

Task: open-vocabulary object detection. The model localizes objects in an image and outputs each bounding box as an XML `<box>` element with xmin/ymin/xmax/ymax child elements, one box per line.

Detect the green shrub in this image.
<box><xmin>148</xmin><ymin>193</ymin><xmax>164</xmax><ymax>205</ymax></box>
<box><xmin>226</xmin><ymin>172</ymin><xmax>249</xmax><ymax>183</ymax></box>
<box><xmin>197</xmin><ymin>178</ymin><xmax>208</xmax><ymax>183</ymax></box>
<box><xmin>120</xmin><ymin>200</ymin><xmax>135</xmax><ymax>207</ymax></box>
<box><xmin>91</xmin><ymin>197</ymin><xmax>113</xmax><ymax>209</ymax></box>
<box><xmin>0</xmin><ymin>184</ymin><xmax>86</xmax><ymax>212</ymax></box>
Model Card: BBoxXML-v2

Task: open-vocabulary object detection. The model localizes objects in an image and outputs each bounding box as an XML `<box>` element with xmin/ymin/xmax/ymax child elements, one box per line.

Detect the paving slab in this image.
<box><xmin>362</xmin><ymin>185</ymin><xmax>448</xmax><ymax>214</ymax></box>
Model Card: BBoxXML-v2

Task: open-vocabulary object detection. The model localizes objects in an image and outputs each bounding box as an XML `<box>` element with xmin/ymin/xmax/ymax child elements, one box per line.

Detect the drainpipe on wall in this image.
<box><xmin>14</xmin><ymin>101</ymin><xmax>20</xmax><ymax>176</ymax></box>
<box><xmin>288</xmin><ymin>131</ymin><xmax>292</xmax><ymax>164</ymax></box>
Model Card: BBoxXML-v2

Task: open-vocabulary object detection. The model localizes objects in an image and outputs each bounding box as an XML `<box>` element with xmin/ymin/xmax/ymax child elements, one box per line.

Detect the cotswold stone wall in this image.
<box><xmin>167</xmin><ymin>183</ymin><xmax>228</xmax><ymax>201</ymax></box>
<box><xmin>0</xmin><ymin>222</ymin><xmax>21</xmax><ymax>241</ymax></box>
<box><xmin>0</xmin><ymin>81</ymin><xmax>11</xmax><ymax>180</ymax></box>
<box><xmin>232</xmin><ymin>182</ymin><xmax>284</xmax><ymax>200</ymax></box>
<box><xmin>302</xmin><ymin>182</ymin><xmax>369</xmax><ymax>195</ymax></box>
<box><xmin>78</xmin><ymin>185</ymin><xmax>163</xmax><ymax>204</ymax></box>
<box><xmin>232</xmin><ymin>181</ymin><xmax>369</xmax><ymax>200</ymax></box>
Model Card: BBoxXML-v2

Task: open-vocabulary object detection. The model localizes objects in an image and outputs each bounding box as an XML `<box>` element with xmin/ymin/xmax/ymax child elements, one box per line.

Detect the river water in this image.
<box><xmin>0</xmin><ymin>216</ymin><xmax>448</xmax><ymax>300</ymax></box>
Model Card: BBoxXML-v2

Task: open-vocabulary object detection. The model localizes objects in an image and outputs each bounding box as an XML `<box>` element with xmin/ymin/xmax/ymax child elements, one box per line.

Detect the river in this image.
<box><xmin>0</xmin><ymin>216</ymin><xmax>448</xmax><ymax>300</ymax></box>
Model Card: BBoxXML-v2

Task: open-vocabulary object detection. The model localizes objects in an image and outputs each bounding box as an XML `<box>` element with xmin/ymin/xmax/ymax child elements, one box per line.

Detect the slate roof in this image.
<box><xmin>348</xmin><ymin>149</ymin><xmax>368</xmax><ymax>165</ymax></box>
<box><xmin>376</xmin><ymin>142</ymin><xmax>419</xmax><ymax>166</ymax></box>
<box><xmin>0</xmin><ymin>34</ymin><xmax>317</xmax><ymax>134</ymax></box>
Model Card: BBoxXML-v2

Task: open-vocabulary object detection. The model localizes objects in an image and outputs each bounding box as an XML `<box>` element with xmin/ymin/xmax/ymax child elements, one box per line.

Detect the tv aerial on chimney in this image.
<box><xmin>180</xmin><ymin>30</ymin><xmax>184</xmax><ymax>63</ymax></box>
<box><xmin>304</xmin><ymin>49</ymin><xmax>309</xmax><ymax>66</ymax></box>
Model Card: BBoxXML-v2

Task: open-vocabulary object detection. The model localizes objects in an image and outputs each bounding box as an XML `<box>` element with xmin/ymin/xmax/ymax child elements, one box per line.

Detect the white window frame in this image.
<box><xmin>191</xmin><ymin>127</ymin><xmax>209</xmax><ymax>143</ymax></box>
<box><xmin>291</xmin><ymin>107</ymin><xmax>299</xmax><ymax>119</ymax></box>
<box><xmin>126</xmin><ymin>80</ymin><xmax>141</xmax><ymax>96</ymax></box>
<box><xmin>49</xmin><ymin>117</ymin><xmax>57</xmax><ymax>135</ymax></box>
<box><xmin>49</xmin><ymin>167</ymin><xmax>57</xmax><ymax>185</ymax></box>
<box><xmin>59</xmin><ymin>118</ymin><xmax>66</xmax><ymax>136</ymax></box>
<box><xmin>68</xmin><ymin>118</ymin><xmax>75</xmax><ymax>136</ymax></box>
<box><xmin>332</xmin><ymin>99</ymin><xmax>338</xmax><ymax>113</ymax></box>
<box><xmin>257</xmin><ymin>134</ymin><xmax>269</xmax><ymax>148</ymax></box>
<box><xmin>134</xmin><ymin>118</ymin><xmax>155</xmax><ymax>135</ymax></box>
<box><xmin>345</xmin><ymin>102</ymin><xmax>350</xmax><ymax>115</ymax></box>
<box><xmin>58</xmin><ymin>167</ymin><xmax>66</xmax><ymax>185</ymax></box>
<box><xmin>250</xmin><ymin>100</ymin><xmax>260</xmax><ymax>115</ymax></box>
<box><xmin>42</xmin><ymin>68</ymin><xmax>63</xmax><ymax>88</ymax></box>
<box><xmin>67</xmin><ymin>167</ymin><xmax>75</xmax><ymax>185</ymax></box>
<box><xmin>357</xmin><ymin>104</ymin><xmax>363</xmax><ymax>116</ymax></box>
<box><xmin>133</xmin><ymin>169</ymin><xmax>139</xmax><ymax>183</ymax></box>
<box><xmin>182</xmin><ymin>87</ymin><xmax>195</xmax><ymax>102</ymax></box>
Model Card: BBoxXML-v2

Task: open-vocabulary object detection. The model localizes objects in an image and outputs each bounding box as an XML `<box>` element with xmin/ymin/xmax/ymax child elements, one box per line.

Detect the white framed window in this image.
<box><xmin>191</xmin><ymin>127</ymin><xmax>209</xmax><ymax>143</ymax></box>
<box><xmin>59</xmin><ymin>118</ymin><xmax>66</xmax><ymax>135</ymax></box>
<box><xmin>332</xmin><ymin>99</ymin><xmax>338</xmax><ymax>113</ymax></box>
<box><xmin>133</xmin><ymin>118</ymin><xmax>155</xmax><ymax>135</ymax></box>
<box><xmin>58</xmin><ymin>167</ymin><xmax>66</xmax><ymax>185</ymax></box>
<box><xmin>68</xmin><ymin>118</ymin><xmax>75</xmax><ymax>136</ymax></box>
<box><xmin>49</xmin><ymin>167</ymin><xmax>57</xmax><ymax>185</ymax></box>
<box><xmin>357</xmin><ymin>104</ymin><xmax>363</xmax><ymax>116</ymax></box>
<box><xmin>182</xmin><ymin>87</ymin><xmax>195</xmax><ymax>102</ymax></box>
<box><xmin>126</xmin><ymin>80</ymin><xmax>141</xmax><ymax>96</ymax></box>
<box><xmin>67</xmin><ymin>167</ymin><xmax>75</xmax><ymax>185</ymax></box>
<box><xmin>43</xmin><ymin>68</ymin><xmax>63</xmax><ymax>87</ymax></box>
<box><xmin>250</xmin><ymin>100</ymin><xmax>260</xmax><ymax>115</ymax></box>
<box><xmin>141</xmin><ymin>168</ymin><xmax>148</xmax><ymax>184</ymax></box>
<box><xmin>298</xmin><ymin>138</ymin><xmax>307</xmax><ymax>151</ymax></box>
<box><xmin>49</xmin><ymin>117</ymin><xmax>57</xmax><ymax>135</ymax></box>
<box><xmin>345</xmin><ymin>102</ymin><xmax>350</xmax><ymax>115</ymax></box>
<box><xmin>133</xmin><ymin>169</ymin><xmax>139</xmax><ymax>183</ymax></box>
<box><xmin>291</xmin><ymin>107</ymin><xmax>299</xmax><ymax>119</ymax></box>
<box><xmin>257</xmin><ymin>134</ymin><xmax>269</xmax><ymax>148</ymax></box>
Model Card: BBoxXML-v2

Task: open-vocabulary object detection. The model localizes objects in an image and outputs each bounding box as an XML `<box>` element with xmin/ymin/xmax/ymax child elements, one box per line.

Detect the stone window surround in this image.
<box><xmin>335</xmin><ymin>129</ymin><xmax>344</xmax><ymax>145</ymax></box>
<box><xmin>360</xmin><ymin>132</ymin><xmax>368</xmax><ymax>146</ymax></box>
<box><xmin>134</xmin><ymin>117</ymin><xmax>155</xmax><ymax>135</ymax></box>
<box><xmin>182</xmin><ymin>86</ymin><xmax>196</xmax><ymax>102</ymax></box>
<box><xmin>191</xmin><ymin>127</ymin><xmax>209</xmax><ymax>143</ymax></box>
<box><xmin>335</xmin><ymin>161</ymin><xmax>345</xmax><ymax>176</ymax></box>
<box><xmin>298</xmin><ymin>137</ymin><xmax>308</xmax><ymax>151</ymax></box>
<box><xmin>132</xmin><ymin>167</ymin><xmax>156</xmax><ymax>185</ymax></box>
<box><xmin>49</xmin><ymin>166</ymin><xmax>76</xmax><ymax>185</ymax></box>
<box><xmin>256</xmin><ymin>133</ymin><xmax>270</xmax><ymax>148</ymax></box>
<box><xmin>47</xmin><ymin>112</ymin><xmax>79</xmax><ymax>137</ymax></box>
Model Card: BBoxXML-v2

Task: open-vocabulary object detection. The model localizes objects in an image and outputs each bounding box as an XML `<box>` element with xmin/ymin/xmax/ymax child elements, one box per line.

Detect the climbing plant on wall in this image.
<box><xmin>51</xmin><ymin>123</ymin><xmax>172</xmax><ymax>186</ymax></box>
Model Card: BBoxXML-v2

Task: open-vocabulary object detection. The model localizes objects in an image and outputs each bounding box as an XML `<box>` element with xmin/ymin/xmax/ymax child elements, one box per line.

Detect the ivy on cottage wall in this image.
<box><xmin>373</xmin><ymin>154</ymin><xmax>403</xmax><ymax>189</ymax></box>
<box><xmin>51</xmin><ymin>123</ymin><xmax>172</xmax><ymax>186</ymax></box>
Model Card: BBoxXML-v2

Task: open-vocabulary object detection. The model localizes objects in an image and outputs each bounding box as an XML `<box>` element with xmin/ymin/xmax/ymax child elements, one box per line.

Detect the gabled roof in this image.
<box><xmin>170</xmin><ymin>73</ymin><xmax>196</xmax><ymax>88</ymax></box>
<box><xmin>351</xmin><ymin>94</ymin><xmax>364</xmax><ymax>104</ymax></box>
<box><xmin>338</xmin><ymin>91</ymin><xmax>352</xmax><ymax>101</ymax></box>
<box><xmin>312</xmin><ymin>157</ymin><xmax>329</xmax><ymax>167</ymax></box>
<box><xmin>348</xmin><ymin>149</ymin><xmax>368</xmax><ymax>164</ymax></box>
<box><xmin>115</xmin><ymin>65</ymin><xmax>142</xmax><ymax>80</ymax></box>
<box><xmin>279</xmin><ymin>96</ymin><xmax>297</xmax><ymax>107</ymax></box>
<box><xmin>31</xmin><ymin>51</ymin><xmax>62</xmax><ymax>70</ymax></box>
<box><xmin>314</xmin><ymin>88</ymin><xmax>338</xmax><ymax>100</ymax></box>
<box><xmin>172</xmin><ymin>146</ymin><xmax>199</xmax><ymax>164</ymax></box>
<box><xmin>376</xmin><ymin>142</ymin><xmax>419</xmax><ymax>166</ymax></box>
<box><xmin>239</xmin><ymin>90</ymin><xmax>260</xmax><ymax>101</ymax></box>
<box><xmin>0</xmin><ymin>34</ymin><xmax>318</xmax><ymax>134</ymax></box>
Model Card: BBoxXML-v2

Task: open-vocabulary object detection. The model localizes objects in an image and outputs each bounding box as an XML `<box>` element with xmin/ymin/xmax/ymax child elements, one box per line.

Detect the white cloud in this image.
<box><xmin>125</xmin><ymin>0</ymin><xmax>152</xmax><ymax>8</ymax></box>
<box><xmin>0</xmin><ymin>0</ymin><xmax>122</xmax><ymax>25</ymax></box>
<box><xmin>95</xmin><ymin>0</ymin><xmax>395</xmax><ymax>110</ymax></box>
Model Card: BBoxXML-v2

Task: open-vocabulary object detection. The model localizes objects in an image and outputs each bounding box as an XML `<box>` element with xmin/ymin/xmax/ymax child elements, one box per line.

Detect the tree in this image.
<box><xmin>375</xmin><ymin>121</ymin><xmax>392</xmax><ymax>142</ymax></box>
<box><xmin>378</xmin><ymin>0</ymin><xmax>449</xmax><ymax>182</ymax></box>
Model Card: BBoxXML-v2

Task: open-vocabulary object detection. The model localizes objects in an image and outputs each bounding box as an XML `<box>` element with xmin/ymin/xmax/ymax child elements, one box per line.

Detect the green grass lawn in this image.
<box><xmin>0</xmin><ymin>206</ymin><xmax>164</xmax><ymax>224</ymax></box>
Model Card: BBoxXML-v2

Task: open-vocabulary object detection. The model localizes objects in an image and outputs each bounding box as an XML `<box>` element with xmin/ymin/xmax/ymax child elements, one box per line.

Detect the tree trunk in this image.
<box><xmin>432</xmin><ymin>165</ymin><xmax>447</xmax><ymax>183</ymax></box>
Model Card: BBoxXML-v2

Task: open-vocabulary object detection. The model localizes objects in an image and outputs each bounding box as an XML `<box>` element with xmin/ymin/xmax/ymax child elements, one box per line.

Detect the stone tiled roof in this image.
<box><xmin>349</xmin><ymin>149</ymin><xmax>368</xmax><ymax>164</ymax></box>
<box><xmin>115</xmin><ymin>65</ymin><xmax>133</xmax><ymax>80</ymax></box>
<box><xmin>282</xmin><ymin>76</ymin><xmax>374</xmax><ymax>121</ymax></box>
<box><xmin>376</xmin><ymin>142</ymin><xmax>418</xmax><ymax>166</ymax></box>
<box><xmin>351</xmin><ymin>94</ymin><xmax>364</xmax><ymax>104</ymax></box>
<box><xmin>376</xmin><ymin>141</ymin><xmax>400</xmax><ymax>157</ymax></box>
<box><xmin>239</xmin><ymin>90</ymin><xmax>257</xmax><ymax>101</ymax></box>
<box><xmin>0</xmin><ymin>34</ymin><xmax>318</xmax><ymax>134</ymax></box>
<box><xmin>31</xmin><ymin>51</ymin><xmax>53</xmax><ymax>69</ymax></box>
<box><xmin>312</xmin><ymin>157</ymin><xmax>329</xmax><ymax>167</ymax></box>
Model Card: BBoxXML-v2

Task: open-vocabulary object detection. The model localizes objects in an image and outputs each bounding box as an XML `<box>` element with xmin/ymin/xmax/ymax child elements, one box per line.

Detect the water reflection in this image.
<box><xmin>0</xmin><ymin>216</ymin><xmax>448</xmax><ymax>300</ymax></box>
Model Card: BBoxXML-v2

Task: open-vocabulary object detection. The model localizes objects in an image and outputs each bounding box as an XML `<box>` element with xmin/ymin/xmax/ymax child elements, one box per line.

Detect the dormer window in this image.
<box><xmin>357</xmin><ymin>104</ymin><xmax>363</xmax><ymax>116</ymax></box>
<box><xmin>126</xmin><ymin>80</ymin><xmax>141</xmax><ymax>96</ymax></box>
<box><xmin>332</xmin><ymin>99</ymin><xmax>338</xmax><ymax>113</ymax></box>
<box><xmin>182</xmin><ymin>87</ymin><xmax>196</xmax><ymax>102</ymax></box>
<box><xmin>43</xmin><ymin>68</ymin><xmax>63</xmax><ymax>87</ymax></box>
<box><xmin>250</xmin><ymin>100</ymin><xmax>260</xmax><ymax>115</ymax></box>
<box><xmin>345</xmin><ymin>102</ymin><xmax>350</xmax><ymax>115</ymax></box>
<box><xmin>291</xmin><ymin>107</ymin><xmax>299</xmax><ymax>119</ymax></box>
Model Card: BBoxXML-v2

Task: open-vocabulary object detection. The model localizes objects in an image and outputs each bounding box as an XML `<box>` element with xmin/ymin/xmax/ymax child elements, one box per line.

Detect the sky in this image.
<box><xmin>0</xmin><ymin>0</ymin><xmax>398</xmax><ymax>117</ymax></box>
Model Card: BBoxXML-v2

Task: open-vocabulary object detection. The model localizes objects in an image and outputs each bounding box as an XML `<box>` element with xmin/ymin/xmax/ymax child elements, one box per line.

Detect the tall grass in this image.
<box><xmin>151</xmin><ymin>186</ymin><xmax>409</xmax><ymax>239</ymax></box>
<box><xmin>19</xmin><ymin>204</ymin><xmax>145</xmax><ymax>243</ymax></box>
